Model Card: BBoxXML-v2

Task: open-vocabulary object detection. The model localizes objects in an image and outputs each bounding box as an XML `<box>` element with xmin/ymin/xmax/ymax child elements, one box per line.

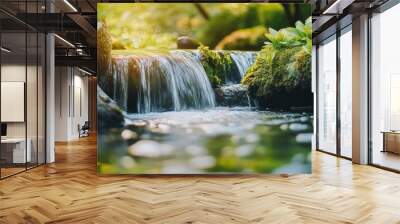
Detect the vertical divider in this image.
<box><xmin>25</xmin><ymin>0</ymin><xmax>28</xmax><ymax>171</ymax></box>
<box><xmin>336</xmin><ymin>25</ymin><xmax>341</xmax><ymax>157</ymax></box>
<box><xmin>0</xmin><ymin>17</ymin><xmax>2</xmax><ymax>179</ymax></box>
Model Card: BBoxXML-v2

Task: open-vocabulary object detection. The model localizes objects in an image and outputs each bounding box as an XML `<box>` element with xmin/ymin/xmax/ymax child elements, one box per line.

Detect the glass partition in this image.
<box><xmin>27</xmin><ymin>30</ymin><xmax>38</xmax><ymax>169</ymax></box>
<box><xmin>0</xmin><ymin>1</ymin><xmax>46</xmax><ymax>179</ymax></box>
<box><xmin>38</xmin><ymin>32</ymin><xmax>45</xmax><ymax>165</ymax></box>
<box><xmin>370</xmin><ymin>4</ymin><xmax>400</xmax><ymax>171</ymax></box>
<box><xmin>1</xmin><ymin>30</ymin><xmax>28</xmax><ymax>177</ymax></box>
<box><xmin>339</xmin><ymin>26</ymin><xmax>352</xmax><ymax>158</ymax></box>
<box><xmin>317</xmin><ymin>35</ymin><xmax>337</xmax><ymax>154</ymax></box>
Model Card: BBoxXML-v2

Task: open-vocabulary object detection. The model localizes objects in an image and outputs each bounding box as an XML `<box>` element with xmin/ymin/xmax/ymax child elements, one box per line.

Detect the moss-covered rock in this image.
<box><xmin>241</xmin><ymin>18</ymin><xmax>312</xmax><ymax>110</ymax></box>
<box><xmin>198</xmin><ymin>46</ymin><xmax>238</xmax><ymax>87</ymax></box>
<box><xmin>216</xmin><ymin>26</ymin><xmax>267</xmax><ymax>51</ymax></box>
<box><xmin>97</xmin><ymin>22</ymin><xmax>113</xmax><ymax>97</ymax></box>
<box><xmin>242</xmin><ymin>45</ymin><xmax>312</xmax><ymax>109</ymax></box>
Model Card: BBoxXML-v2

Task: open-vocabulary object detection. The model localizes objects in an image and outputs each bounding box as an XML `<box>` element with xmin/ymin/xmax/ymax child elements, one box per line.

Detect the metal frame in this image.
<box><xmin>315</xmin><ymin>19</ymin><xmax>353</xmax><ymax>162</ymax></box>
<box><xmin>367</xmin><ymin>0</ymin><xmax>400</xmax><ymax>172</ymax></box>
<box><xmin>315</xmin><ymin>0</ymin><xmax>400</xmax><ymax>172</ymax></box>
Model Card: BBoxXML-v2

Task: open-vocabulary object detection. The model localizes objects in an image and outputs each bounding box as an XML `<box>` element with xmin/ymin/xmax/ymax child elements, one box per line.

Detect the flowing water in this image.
<box><xmin>98</xmin><ymin>49</ymin><xmax>312</xmax><ymax>174</ymax></box>
<box><xmin>230</xmin><ymin>51</ymin><xmax>257</xmax><ymax>77</ymax></box>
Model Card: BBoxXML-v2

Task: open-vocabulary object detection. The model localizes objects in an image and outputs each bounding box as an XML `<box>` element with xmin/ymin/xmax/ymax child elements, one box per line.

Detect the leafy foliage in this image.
<box><xmin>99</xmin><ymin>3</ymin><xmax>310</xmax><ymax>51</ymax></box>
<box><xmin>198</xmin><ymin>45</ymin><xmax>235</xmax><ymax>88</ymax></box>
<box><xmin>242</xmin><ymin>17</ymin><xmax>312</xmax><ymax>109</ymax></box>
<box><xmin>264</xmin><ymin>17</ymin><xmax>311</xmax><ymax>50</ymax></box>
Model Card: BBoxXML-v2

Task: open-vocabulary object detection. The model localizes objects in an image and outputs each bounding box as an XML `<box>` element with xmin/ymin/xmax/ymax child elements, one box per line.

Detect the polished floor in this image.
<box><xmin>372</xmin><ymin>150</ymin><xmax>400</xmax><ymax>171</ymax></box>
<box><xmin>0</xmin><ymin>135</ymin><xmax>400</xmax><ymax>223</ymax></box>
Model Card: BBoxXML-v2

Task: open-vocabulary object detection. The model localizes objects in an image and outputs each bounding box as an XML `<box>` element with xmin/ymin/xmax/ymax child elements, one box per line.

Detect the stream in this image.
<box><xmin>98</xmin><ymin>49</ymin><xmax>312</xmax><ymax>174</ymax></box>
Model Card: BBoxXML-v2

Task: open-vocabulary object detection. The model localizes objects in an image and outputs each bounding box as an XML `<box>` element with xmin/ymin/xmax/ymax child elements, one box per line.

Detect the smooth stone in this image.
<box><xmin>128</xmin><ymin>140</ymin><xmax>174</xmax><ymax>158</ymax></box>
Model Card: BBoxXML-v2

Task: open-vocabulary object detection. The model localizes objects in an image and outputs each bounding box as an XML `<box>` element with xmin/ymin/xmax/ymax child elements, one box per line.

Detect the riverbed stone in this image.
<box><xmin>215</xmin><ymin>84</ymin><xmax>250</xmax><ymax>107</ymax></box>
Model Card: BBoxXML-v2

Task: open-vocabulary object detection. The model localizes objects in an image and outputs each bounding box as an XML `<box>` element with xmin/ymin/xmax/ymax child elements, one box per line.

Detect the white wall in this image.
<box><xmin>55</xmin><ymin>67</ymin><xmax>89</xmax><ymax>141</ymax></box>
<box><xmin>1</xmin><ymin>63</ymin><xmax>46</xmax><ymax>164</ymax></box>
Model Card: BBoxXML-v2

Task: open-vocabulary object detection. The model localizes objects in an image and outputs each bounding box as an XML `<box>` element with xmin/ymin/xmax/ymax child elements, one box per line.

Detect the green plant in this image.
<box><xmin>264</xmin><ymin>17</ymin><xmax>311</xmax><ymax>50</ymax></box>
<box><xmin>198</xmin><ymin>45</ymin><xmax>235</xmax><ymax>87</ymax></box>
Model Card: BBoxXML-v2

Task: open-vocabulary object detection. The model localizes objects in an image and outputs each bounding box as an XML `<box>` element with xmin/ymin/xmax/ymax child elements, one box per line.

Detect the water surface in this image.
<box><xmin>98</xmin><ymin>107</ymin><xmax>312</xmax><ymax>174</ymax></box>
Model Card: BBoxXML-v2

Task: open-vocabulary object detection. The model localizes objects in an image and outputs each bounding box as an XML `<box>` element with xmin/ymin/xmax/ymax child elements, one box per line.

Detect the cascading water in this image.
<box><xmin>112</xmin><ymin>50</ymin><xmax>216</xmax><ymax>113</ymax></box>
<box><xmin>109</xmin><ymin>50</ymin><xmax>257</xmax><ymax>113</ymax></box>
<box><xmin>230</xmin><ymin>51</ymin><xmax>257</xmax><ymax>78</ymax></box>
<box><xmin>112</xmin><ymin>57</ymin><xmax>129</xmax><ymax>111</ymax></box>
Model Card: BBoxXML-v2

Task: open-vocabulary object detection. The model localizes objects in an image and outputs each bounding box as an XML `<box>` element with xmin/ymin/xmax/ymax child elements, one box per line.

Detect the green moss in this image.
<box><xmin>241</xmin><ymin>18</ymin><xmax>312</xmax><ymax>109</ymax></box>
<box><xmin>198</xmin><ymin>45</ymin><xmax>235</xmax><ymax>88</ymax></box>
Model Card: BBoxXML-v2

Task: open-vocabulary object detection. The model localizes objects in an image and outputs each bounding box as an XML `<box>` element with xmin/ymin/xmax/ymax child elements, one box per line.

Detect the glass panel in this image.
<box><xmin>27</xmin><ymin>30</ymin><xmax>38</xmax><ymax>169</ymax></box>
<box><xmin>38</xmin><ymin>32</ymin><xmax>45</xmax><ymax>165</ymax></box>
<box><xmin>371</xmin><ymin>4</ymin><xmax>400</xmax><ymax>171</ymax></box>
<box><xmin>317</xmin><ymin>36</ymin><xmax>337</xmax><ymax>154</ymax></box>
<box><xmin>1</xmin><ymin>30</ymin><xmax>27</xmax><ymax>177</ymax></box>
<box><xmin>339</xmin><ymin>28</ymin><xmax>352</xmax><ymax>158</ymax></box>
<box><xmin>26</xmin><ymin>0</ymin><xmax>39</xmax><ymax>169</ymax></box>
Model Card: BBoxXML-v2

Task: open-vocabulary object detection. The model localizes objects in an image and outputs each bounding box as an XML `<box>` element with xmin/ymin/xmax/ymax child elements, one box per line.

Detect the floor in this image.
<box><xmin>0</xmin><ymin>135</ymin><xmax>400</xmax><ymax>224</ymax></box>
<box><xmin>372</xmin><ymin>150</ymin><xmax>400</xmax><ymax>171</ymax></box>
<box><xmin>0</xmin><ymin>167</ymin><xmax>26</xmax><ymax>178</ymax></box>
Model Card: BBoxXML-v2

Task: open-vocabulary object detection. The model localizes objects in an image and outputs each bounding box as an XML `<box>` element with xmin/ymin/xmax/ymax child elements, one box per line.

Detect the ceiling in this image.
<box><xmin>0</xmin><ymin>0</ymin><xmax>97</xmax><ymax>74</ymax></box>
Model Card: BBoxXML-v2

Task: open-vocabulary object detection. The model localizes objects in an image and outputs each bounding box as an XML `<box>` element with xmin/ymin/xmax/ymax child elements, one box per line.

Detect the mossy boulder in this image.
<box><xmin>198</xmin><ymin>46</ymin><xmax>239</xmax><ymax>87</ymax></box>
<box><xmin>216</xmin><ymin>26</ymin><xmax>267</xmax><ymax>51</ymax></box>
<box><xmin>97</xmin><ymin>22</ymin><xmax>113</xmax><ymax>97</ymax></box>
<box><xmin>242</xmin><ymin>45</ymin><xmax>312</xmax><ymax>109</ymax></box>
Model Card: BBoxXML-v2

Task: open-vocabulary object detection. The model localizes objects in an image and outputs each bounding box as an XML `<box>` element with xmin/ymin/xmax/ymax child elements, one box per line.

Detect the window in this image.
<box><xmin>317</xmin><ymin>35</ymin><xmax>337</xmax><ymax>154</ymax></box>
<box><xmin>370</xmin><ymin>3</ymin><xmax>400</xmax><ymax>171</ymax></box>
<box><xmin>339</xmin><ymin>27</ymin><xmax>352</xmax><ymax>158</ymax></box>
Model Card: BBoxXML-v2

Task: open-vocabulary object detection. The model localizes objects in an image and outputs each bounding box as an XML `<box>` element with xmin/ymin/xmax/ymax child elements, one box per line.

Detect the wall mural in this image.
<box><xmin>97</xmin><ymin>3</ymin><xmax>312</xmax><ymax>174</ymax></box>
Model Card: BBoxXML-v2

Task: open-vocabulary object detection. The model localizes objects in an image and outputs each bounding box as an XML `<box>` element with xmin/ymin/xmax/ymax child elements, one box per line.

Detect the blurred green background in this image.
<box><xmin>98</xmin><ymin>3</ymin><xmax>310</xmax><ymax>50</ymax></box>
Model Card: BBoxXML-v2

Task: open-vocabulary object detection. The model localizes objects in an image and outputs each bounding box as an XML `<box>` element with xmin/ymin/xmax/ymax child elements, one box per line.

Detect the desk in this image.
<box><xmin>1</xmin><ymin>138</ymin><xmax>31</xmax><ymax>163</ymax></box>
<box><xmin>382</xmin><ymin>131</ymin><xmax>400</xmax><ymax>154</ymax></box>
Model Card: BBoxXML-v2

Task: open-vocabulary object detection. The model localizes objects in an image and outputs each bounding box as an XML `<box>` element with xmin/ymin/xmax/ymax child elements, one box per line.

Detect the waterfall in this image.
<box><xmin>230</xmin><ymin>51</ymin><xmax>257</xmax><ymax>78</ymax></box>
<box><xmin>108</xmin><ymin>50</ymin><xmax>257</xmax><ymax>114</ymax></box>
<box><xmin>112</xmin><ymin>50</ymin><xmax>216</xmax><ymax>114</ymax></box>
<box><xmin>112</xmin><ymin>57</ymin><xmax>129</xmax><ymax>111</ymax></box>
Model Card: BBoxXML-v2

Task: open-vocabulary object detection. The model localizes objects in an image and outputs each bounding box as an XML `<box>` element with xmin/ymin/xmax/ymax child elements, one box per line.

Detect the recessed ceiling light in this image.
<box><xmin>54</xmin><ymin>34</ymin><xmax>75</xmax><ymax>48</ymax></box>
<box><xmin>63</xmin><ymin>0</ymin><xmax>78</xmax><ymax>12</ymax></box>
<box><xmin>78</xmin><ymin>67</ymin><xmax>92</xmax><ymax>76</ymax></box>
